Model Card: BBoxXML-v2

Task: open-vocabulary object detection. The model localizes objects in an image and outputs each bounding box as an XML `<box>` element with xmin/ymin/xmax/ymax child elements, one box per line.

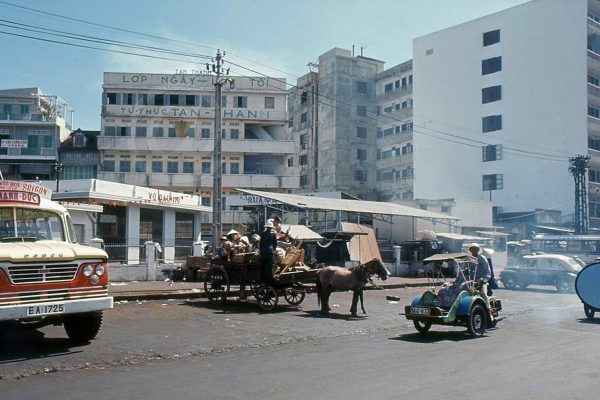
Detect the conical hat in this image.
<box><xmin>226</xmin><ymin>229</ymin><xmax>239</xmax><ymax>237</ymax></box>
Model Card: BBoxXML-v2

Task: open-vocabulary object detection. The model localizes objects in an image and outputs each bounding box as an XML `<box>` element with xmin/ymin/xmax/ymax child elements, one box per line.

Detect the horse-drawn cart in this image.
<box><xmin>203</xmin><ymin>252</ymin><xmax>317</xmax><ymax>311</ymax></box>
<box><xmin>203</xmin><ymin>225</ymin><xmax>322</xmax><ymax>311</ymax></box>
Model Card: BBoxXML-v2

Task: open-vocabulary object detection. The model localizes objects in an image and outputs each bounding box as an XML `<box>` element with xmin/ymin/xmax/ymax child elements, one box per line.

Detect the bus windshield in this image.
<box><xmin>0</xmin><ymin>207</ymin><xmax>65</xmax><ymax>242</ymax></box>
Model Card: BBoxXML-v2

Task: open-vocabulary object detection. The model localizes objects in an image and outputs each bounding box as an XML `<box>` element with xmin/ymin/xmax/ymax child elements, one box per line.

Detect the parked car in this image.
<box><xmin>500</xmin><ymin>254</ymin><xmax>582</xmax><ymax>293</ymax></box>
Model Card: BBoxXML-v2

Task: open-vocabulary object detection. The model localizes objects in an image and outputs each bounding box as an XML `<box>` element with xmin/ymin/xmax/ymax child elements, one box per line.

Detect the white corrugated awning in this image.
<box><xmin>280</xmin><ymin>224</ymin><xmax>323</xmax><ymax>241</ymax></box>
<box><xmin>237</xmin><ymin>189</ymin><xmax>458</xmax><ymax>221</ymax></box>
<box><xmin>436</xmin><ymin>232</ymin><xmax>486</xmax><ymax>241</ymax></box>
<box><xmin>476</xmin><ymin>231</ymin><xmax>511</xmax><ymax>237</ymax></box>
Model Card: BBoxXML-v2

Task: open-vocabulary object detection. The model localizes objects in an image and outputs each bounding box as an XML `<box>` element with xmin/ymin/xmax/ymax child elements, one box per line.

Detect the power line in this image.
<box><xmin>0</xmin><ymin>19</ymin><xmax>212</xmax><ymax>61</ymax></box>
<box><xmin>0</xmin><ymin>9</ymin><xmax>574</xmax><ymax>162</ymax></box>
<box><xmin>224</xmin><ymin>65</ymin><xmax>568</xmax><ymax>163</ymax></box>
<box><xmin>0</xmin><ymin>1</ymin><xmax>298</xmax><ymax>79</ymax></box>
<box><xmin>0</xmin><ymin>30</ymin><xmax>209</xmax><ymax>65</ymax></box>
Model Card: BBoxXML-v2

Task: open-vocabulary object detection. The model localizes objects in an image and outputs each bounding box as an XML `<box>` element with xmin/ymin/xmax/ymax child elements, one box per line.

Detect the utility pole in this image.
<box><xmin>210</xmin><ymin>50</ymin><xmax>235</xmax><ymax>252</ymax></box>
<box><xmin>569</xmin><ymin>155</ymin><xmax>591</xmax><ymax>234</ymax></box>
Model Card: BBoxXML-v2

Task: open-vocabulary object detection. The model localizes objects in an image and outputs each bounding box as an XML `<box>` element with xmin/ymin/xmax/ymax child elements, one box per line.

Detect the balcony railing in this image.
<box><xmin>98</xmin><ymin>172</ymin><xmax>299</xmax><ymax>189</ymax></box>
<box><xmin>0</xmin><ymin>113</ymin><xmax>51</xmax><ymax>122</ymax></box>
<box><xmin>97</xmin><ymin>136</ymin><xmax>296</xmax><ymax>154</ymax></box>
<box><xmin>375</xmin><ymin>178</ymin><xmax>414</xmax><ymax>191</ymax></box>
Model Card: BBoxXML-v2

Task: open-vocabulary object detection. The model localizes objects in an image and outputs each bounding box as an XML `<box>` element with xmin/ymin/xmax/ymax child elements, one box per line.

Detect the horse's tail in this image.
<box><xmin>315</xmin><ymin>271</ymin><xmax>322</xmax><ymax>307</ymax></box>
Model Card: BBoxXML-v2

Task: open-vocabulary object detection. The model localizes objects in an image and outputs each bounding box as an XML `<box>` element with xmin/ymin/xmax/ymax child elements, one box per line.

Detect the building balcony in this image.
<box><xmin>376</xmin><ymin>155</ymin><xmax>413</xmax><ymax>169</ymax></box>
<box><xmin>376</xmin><ymin>86</ymin><xmax>412</xmax><ymax>102</ymax></box>
<box><xmin>588</xmin><ymin>49</ymin><xmax>600</xmax><ymax>65</ymax></box>
<box><xmin>589</xmin><ymin>83</ymin><xmax>600</xmax><ymax>99</ymax></box>
<box><xmin>97</xmin><ymin>136</ymin><xmax>296</xmax><ymax>154</ymax></box>
<box><xmin>375</xmin><ymin>178</ymin><xmax>413</xmax><ymax>191</ymax></box>
<box><xmin>0</xmin><ymin>147</ymin><xmax>56</xmax><ymax>160</ymax></box>
<box><xmin>377</xmin><ymin>130</ymin><xmax>413</xmax><ymax>145</ymax></box>
<box><xmin>98</xmin><ymin>172</ymin><xmax>299</xmax><ymax>190</ymax></box>
<box><xmin>0</xmin><ymin>113</ymin><xmax>56</xmax><ymax>123</ymax></box>
<box><xmin>589</xmin><ymin>115</ymin><xmax>600</xmax><ymax>134</ymax></box>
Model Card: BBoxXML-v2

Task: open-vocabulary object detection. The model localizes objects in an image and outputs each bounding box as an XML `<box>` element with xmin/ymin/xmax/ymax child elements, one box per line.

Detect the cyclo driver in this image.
<box><xmin>435</xmin><ymin>243</ymin><xmax>491</xmax><ymax>308</ymax></box>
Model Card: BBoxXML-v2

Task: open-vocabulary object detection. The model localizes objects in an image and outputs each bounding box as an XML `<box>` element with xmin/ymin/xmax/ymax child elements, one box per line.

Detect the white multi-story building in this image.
<box><xmin>98</xmin><ymin>73</ymin><xmax>298</xmax><ymax>235</ymax></box>
<box><xmin>375</xmin><ymin>60</ymin><xmax>415</xmax><ymax>202</ymax></box>
<box><xmin>412</xmin><ymin>0</ymin><xmax>589</xmax><ymax>224</ymax></box>
<box><xmin>0</xmin><ymin>87</ymin><xmax>74</xmax><ymax>180</ymax></box>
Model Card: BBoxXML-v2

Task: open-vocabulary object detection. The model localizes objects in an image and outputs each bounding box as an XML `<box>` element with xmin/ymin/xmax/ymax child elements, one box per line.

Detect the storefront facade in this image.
<box><xmin>49</xmin><ymin>179</ymin><xmax>210</xmax><ymax>265</ymax></box>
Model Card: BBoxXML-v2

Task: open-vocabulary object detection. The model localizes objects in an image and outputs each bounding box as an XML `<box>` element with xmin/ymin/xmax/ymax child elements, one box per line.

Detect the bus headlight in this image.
<box><xmin>95</xmin><ymin>264</ymin><xmax>106</xmax><ymax>276</ymax></box>
<box><xmin>83</xmin><ymin>265</ymin><xmax>94</xmax><ymax>277</ymax></box>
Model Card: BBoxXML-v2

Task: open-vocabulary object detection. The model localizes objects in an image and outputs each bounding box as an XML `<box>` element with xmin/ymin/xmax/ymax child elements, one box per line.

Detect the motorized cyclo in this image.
<box><xmin>402</xmin><ymin>253</ymin><xmax>504</xmax><ymax>337</ymax></box>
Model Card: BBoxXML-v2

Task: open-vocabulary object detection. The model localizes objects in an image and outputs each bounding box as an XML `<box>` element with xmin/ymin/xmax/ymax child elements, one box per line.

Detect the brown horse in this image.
<box><xmin>316</xmin><ymin>258</ymin><xmax>389</xmax><ymax>317</ymax></box>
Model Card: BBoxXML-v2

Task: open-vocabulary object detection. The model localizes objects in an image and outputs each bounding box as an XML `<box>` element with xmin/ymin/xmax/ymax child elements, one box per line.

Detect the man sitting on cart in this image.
<box><xmin>225</xmin><ymin>229</ymin><xmax>249</xmax><ymax>258</ymax></box>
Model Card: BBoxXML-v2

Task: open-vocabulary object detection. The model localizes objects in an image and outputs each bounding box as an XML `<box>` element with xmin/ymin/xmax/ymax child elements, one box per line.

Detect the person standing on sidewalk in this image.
<box><xmin>259</xmin><ymin>220</ymin><xmax>277</xmax><ymax>283</ymax></box>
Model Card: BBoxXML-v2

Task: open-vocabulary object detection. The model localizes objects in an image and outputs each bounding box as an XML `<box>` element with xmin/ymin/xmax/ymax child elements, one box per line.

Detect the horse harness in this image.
<box><xmin>353</xmin><ymin>264</ymin><xmax>371</xmax><ymax>284</ymax></box>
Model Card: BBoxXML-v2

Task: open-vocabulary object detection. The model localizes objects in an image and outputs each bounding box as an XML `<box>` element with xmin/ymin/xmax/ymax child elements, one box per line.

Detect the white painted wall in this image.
<box><xmin>373</xmin><ymin>197</ymin><xmax>492</xmax><ymax>244</ymax></box>
<box><xmin>413</xmin><ymin>0</ymin><xmax>588</xmax><ymax>215</ymax></box>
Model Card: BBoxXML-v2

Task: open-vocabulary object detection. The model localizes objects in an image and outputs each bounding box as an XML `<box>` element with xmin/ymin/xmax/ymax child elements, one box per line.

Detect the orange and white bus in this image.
<box><xmin>0</xmin><ymin>180</ymin><xmax>113</xmax><ymax>342</ymax></box>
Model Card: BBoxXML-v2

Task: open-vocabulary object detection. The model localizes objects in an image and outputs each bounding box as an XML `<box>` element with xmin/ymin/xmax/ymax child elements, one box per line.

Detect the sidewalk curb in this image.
<box><xmin>111</xmin><ymin>282</ymin><xmax>441</xmax><ymax>302</ymax></box>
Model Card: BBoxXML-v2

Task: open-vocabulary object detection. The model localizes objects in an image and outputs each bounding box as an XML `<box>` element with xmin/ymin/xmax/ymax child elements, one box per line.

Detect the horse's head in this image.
<box><xmin>365</xmin><ymin>258</ymin><xmax>389</xmax><ymax>281</ymax></box>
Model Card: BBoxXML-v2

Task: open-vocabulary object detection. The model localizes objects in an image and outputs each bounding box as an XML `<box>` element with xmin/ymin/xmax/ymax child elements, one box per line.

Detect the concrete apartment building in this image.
<box><xmin>412</xmin><ymin>0</ymin><xmax>592</xmax><ymax>228</ymax></box>
<box><xmin>375</xmin><ymin>60</ymin><xmax>415</xmax><ymax>202</ymax></box>
<box><xmin>288</xmin><ymin>48</ymin><xmax>384</xmax><ymax>200</ymax></box>
<box><xmin>0</xmin><ymin>87</ymin><xmax>74</xmax><ymax>180</ymax></box>
<box><xmin>289</xmin><ymin>49</ymin><xmax>417</xmax><ymax>203</ymax></box>
<box><xmin>98</xmin><ymin>72</ymin><xmax>298</xmax><ymax>234</ymax></box>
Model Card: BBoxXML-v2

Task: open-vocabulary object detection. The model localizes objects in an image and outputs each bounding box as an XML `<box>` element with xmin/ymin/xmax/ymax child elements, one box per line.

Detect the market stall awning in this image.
<box><xmin>476</xmin><ymin>231</ymin><xmax>511</xmax><ymax>237</ymax></box>
<box><xmin>435</xmin><ymin>232</ymin><xmax>486</xmax><ymax>241</ymax></box>
<box><xmin>237</xmin><ymin>188</ymin><xmax>459</xmax><ymax>222</ymax></box>
<box><xmin>280</xmin><ymin>224</ymin><xmax>323</xmax><ymax>241</ymax></box>
<box><xmin>340</xmin><ymin>222</ymin><xmax>383</xmax><ymax>265</ymax></box>
<box><xmin>50</xmin><ymin>179</ymin><xmax>212</xmax><ymax>213</ymax></box>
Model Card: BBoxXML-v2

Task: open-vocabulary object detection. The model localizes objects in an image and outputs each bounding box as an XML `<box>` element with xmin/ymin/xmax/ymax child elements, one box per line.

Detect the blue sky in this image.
<box><xmin>0</xmin><ymin>0</ymin><xmax>529</xmax><ymax>130</ymax></box>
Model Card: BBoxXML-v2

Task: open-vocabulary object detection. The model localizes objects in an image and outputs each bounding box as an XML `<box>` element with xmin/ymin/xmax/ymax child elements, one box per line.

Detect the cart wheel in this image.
<box><xmin>413</xmin><ymin>320</ymin><xmax>432</xmax><ymax>334</ymax></box>
<box><xmin>467</xmin><ymin>304</ymin><xmax>487</xmax><ymax>337</ymax></box>
<box><xmin>255</xmin><ymin>284</ymin><xmax>278</xmax><ymax>311</ymax></box>
<box><xmin>284</xmin><ymin>284</ymin><xmax>306</xmax><ymax>306</ymax></box>
<box><xmin>204</xmin><ymin>266</ymin><xmax>229</xmax><ymax>304</ymax></box>
<box><xmin>249</xmin><ymin>282</ymin><xmax>261</xmax><ymax>299</ymax></box>
<box><xmin>584</xmin><ymin>304</ymin><xmax>596</xmax><ymax>320</ymax></box>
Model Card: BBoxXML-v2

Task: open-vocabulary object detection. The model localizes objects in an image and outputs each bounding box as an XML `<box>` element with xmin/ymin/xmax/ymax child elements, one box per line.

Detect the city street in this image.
<box><xmin>1</xmin><ymin>286</ymin><xmax>598</xmax><ymax>399</ymax></box>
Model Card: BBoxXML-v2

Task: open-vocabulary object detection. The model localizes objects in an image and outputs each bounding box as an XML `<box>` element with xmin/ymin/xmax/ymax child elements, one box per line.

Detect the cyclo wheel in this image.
<box><xmin>413</xmin><ymin>320</ymin><xmax>432</xmax><ymax>334</ymax></box>
<box><xmin>255</xmin><ymin>284</ymin><xmax>278</xmax><ymax>311</ymax></box>
<box><xmin>467</xmin><ymin>304</ymin><xmax>487</xmax><ymax>337</ymax></box>
<box><xmin>203</xmin><ymin>266</ymin><xmax>230</xmax><ymax>304</ymax></box>
<box><xmin>284</xmin><ymin>283</ymin><xmax>306</xmax><ymax>306</ymax></box>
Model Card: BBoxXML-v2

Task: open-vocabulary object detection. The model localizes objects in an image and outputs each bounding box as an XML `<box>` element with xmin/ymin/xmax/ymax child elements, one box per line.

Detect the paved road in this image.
<box><xmin>1</xmin><ymin>286</ymin><xmax>598</xmax><ymax>399</ymax></box>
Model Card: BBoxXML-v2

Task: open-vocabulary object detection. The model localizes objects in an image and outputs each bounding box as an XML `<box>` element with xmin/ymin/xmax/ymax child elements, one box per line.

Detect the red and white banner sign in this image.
<box><xmin>0</xmin><ymin>180</ymin><xmax>52</xmax><ymax>199</ymax></box>
<box><xmin>0</xmin><ymin>191</ymin><xmax>40</xmax><ymax>204</ymax></box>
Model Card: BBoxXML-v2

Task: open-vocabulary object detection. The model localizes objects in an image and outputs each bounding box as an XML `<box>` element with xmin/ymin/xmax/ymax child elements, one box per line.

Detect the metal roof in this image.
<box><xmin>279</xmin><ymin>224</ymin><xmax>323</xmax><ymax>241</ymax></box>
<box><xmin>435</xmin><ymin>232</ymin><xmax>486</xmax><ymax>241</ymax></box>
<box><xmin>237</xmin><ymin>189</ymin><xmax>459</xmax><ymax>222</ymax></box>
<box><xmin>476</xmin><ymin>231</ymin><xmax>511</xmax><ymax>237</ymax></box>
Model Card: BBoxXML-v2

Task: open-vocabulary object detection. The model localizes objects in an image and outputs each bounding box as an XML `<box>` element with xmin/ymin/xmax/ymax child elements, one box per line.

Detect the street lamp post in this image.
<box><xmin>54</xmin><ymin>162</ymin><xmax>63</xmax><ymax>192</ymax></box>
